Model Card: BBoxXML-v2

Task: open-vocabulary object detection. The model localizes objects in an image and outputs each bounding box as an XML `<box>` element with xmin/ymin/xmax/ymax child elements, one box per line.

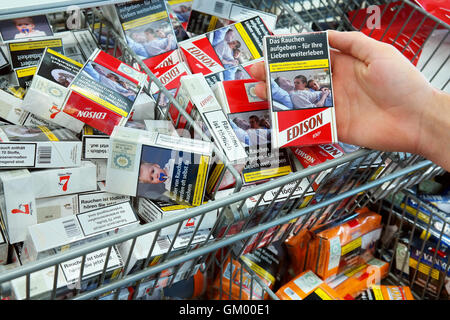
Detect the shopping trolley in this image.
<box><xmin>0</xmin><ymin>0</ymin><xmax>448</xmax><ymax>300</ymax></box>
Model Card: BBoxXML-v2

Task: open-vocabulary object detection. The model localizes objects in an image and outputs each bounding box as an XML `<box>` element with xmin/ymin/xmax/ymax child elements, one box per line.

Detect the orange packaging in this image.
<box><xmin>305</xmin><ymin>210</ymin><xmax>382</xmax><ymax>280</ymax></box>
<box><xmin>276</xmin><ymin>270</ymin><xmax>343</xmax><ymax>300</ymax></box>
<box><xmin>285</xmin><ymin>229</ymin><xmax>313</xmax><ymax>276</ymax></box>
<box><xmin>362</xmin><ymin>285</ymin><xmax>415</xmax><ymax>300</ymax></box>
<box><xmin>327</xmin><ymin>257</ymin><xmax>389</xmax><ymax>299</ymax></box>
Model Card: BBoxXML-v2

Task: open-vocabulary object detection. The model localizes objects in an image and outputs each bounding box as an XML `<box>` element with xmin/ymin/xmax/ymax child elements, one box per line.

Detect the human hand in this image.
<box><xmin>250</xmin><ymin>30</ymin><xmax>450</xmax><ymax>170</ymax></box>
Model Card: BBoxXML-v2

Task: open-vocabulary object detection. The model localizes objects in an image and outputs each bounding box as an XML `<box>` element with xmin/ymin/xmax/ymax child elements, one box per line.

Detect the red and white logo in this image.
<box><xmin>58</xmin><ymin>174</ymin><xmax>71</xmax><ymax>191</ymax></box>
<box><xmin>49</xmin><ymin>105</ymin><xmax>61</xmax><ymax>119</ymax></box>
<box><xmin>11</xmin><ymin>203</ymin><xmax>31</xmax><ymax>215</ymax></box>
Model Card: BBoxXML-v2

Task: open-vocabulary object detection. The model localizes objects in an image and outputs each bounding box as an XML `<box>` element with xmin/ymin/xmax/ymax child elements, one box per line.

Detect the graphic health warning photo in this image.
<box><xmin>264</xmin><ymin>31</ymin><xmax>338</xmax><ymax>148</ymax></box>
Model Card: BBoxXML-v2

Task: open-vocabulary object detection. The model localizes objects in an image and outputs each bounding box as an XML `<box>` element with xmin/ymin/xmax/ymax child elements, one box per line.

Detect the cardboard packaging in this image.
<box><xmin>263</xmin><ymin>31</ymin><xmax>338</xmax><ymax>148</ymax></box>
<box><xmin>165</xmin><ymin>0</ymin><xmax>193</xmax><ymax>42</ymax></box>
<box><xmin>0</xmin><ymin>124</ymin><xmax>82</xmax><ymax>169</ymax></box>
<box><xmin>22</xmin><ymin>48</ymin><xmax>85</xmax><ymax>132</ymax></box>
<box><xmin>327</xmin><ymin>258</ymin><xmax>389</xmax><ymax>299</ymax></box>
<box><xmin>21</xmin><ymin>201</ymin><xmax>139</xmax><ymax>262</ymax></box>
<box><xmin>0</xmin><ymin>225</ymin><xmax>8</xmax><ymax>265</ymax></box>
<box><xmin>81</xmin><ymin>125</ymin><xmax>109</xmax><ymax>160</ymax></box>
<box><xmin>106</xmin><ymin>125</ymin><xmax>213</xmax><ymax>206</ymax></box>
<box><xmin>63</xmin><ymin>49</ymin><xmax>147</xmax><ymax>135</ymax></box>
<box><xmin>137</xmin><ymin>197</ymin><xmax>218</xmax><ymax>236</ymax></box>
<box><xmin>186</xmin><ymin>0</ymin><xmax>277</xmax><ymax>35</ymax></box>
<box><xmin>360</xmin><ymin>285</ymin><xmax>415</xmax><ymax>300</ymax></box>
<box><xmin>276</xmin><ymin>270</ymin><xmax>343</xmax><ymax>300</ymax></box>
<box><xmin>305</xmin><ymin>210</ymin><xmax>383</xmax><ymax>281</ymax></box>
<box><xmin>178</xmin><ymin>16</ymin><xmax>271</xmax><ymax>75</ymax></box>
<box><xmin>110</xmin><ymin>0</ymin><xmax>181</xmax><ymax>70</ymax></box>
<box><xmin>172</xmin><ymin>73</ymin><xmax>247</xmax><ymax>163</ymax></box>
<box><xmin>54</xmin><ymin>29</ymin><xmax>99</xmax><ymax>64</ymax></box>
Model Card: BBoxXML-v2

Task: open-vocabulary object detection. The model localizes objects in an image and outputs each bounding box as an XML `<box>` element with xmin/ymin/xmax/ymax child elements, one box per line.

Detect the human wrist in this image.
<box><xmin>417</xmin><ymin>89</ymin><xmax>450</xmax><ymax>171</ymax></box>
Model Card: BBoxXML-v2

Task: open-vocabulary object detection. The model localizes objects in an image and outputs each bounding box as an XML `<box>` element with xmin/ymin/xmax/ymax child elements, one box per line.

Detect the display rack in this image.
<box><xmin>0</xmin><ymin>0</ymin><xmax>448</xmax><ymax>300</ymax></box>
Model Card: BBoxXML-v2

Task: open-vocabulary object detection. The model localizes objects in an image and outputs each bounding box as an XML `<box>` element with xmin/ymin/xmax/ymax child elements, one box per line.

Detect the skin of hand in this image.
<box><xmin>250</xmin><ymin>30</ymin><xmax>450</xmax><ymax>171</ymax></box>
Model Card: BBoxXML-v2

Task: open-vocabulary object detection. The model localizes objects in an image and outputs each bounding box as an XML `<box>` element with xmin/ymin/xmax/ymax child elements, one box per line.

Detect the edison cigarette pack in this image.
<box><xmin>276</xmin><ymin>270</ymin><xmax>343</xmax><ymax>300</ymax></box>
<box><xmin>21</xmin><ymin>201</ymin><xmax>139</xmax><ymax>262</ymax></box>
<box><xmin>112</xmin><ymin>0</ymin><xmax>181</xmax><ymax>70</ymax></box>
<box><xmin>0</xmin><ymin>124</ymin><xmax>82</xmax><ymax>168</ymax></box>
<box><xmin>305</xmin><ymin>210</ymin><xmax>383</xmax><ymax>281</ymax></box>
<box><xmin>264</xmin><ymin>31</ymin><xmax>338</xmax><ymax>148</ymax></box>
<box><xmin>150</xmin><ymin>61</ymin><xmax>190</xmax><ymax>110</ymax></box>
<box><xmin>137</xmin><ymin>197</ymin><xmax>218</xmax><ymax>236</ymax></box>
<box><xmin>179</xmin><ymin>16</ymin><xmax>271</xmax><ymax>75</ymax></box>
<box><xmin>106</xmin><ymin>126</ymin><xmax>212</xmax><ymax>206</ymax></box>
<box><xmin>63</xmin><ymin>49</ymin><xmax>147</xmax><ymax>135</ymax></box>
<box><xmin>22</xmin><ymin>48</ymin><xmax>85</xmax><ymax>133</ymax></box>
<box><xmin>186</xmin><ymin>0</ymin><xmax>277</xmax><ymax>36</ymax></box>
<box><xmin>173</xmin><ymin>73</ymin><xmax>247</xmax><ymax>163</ymax></box>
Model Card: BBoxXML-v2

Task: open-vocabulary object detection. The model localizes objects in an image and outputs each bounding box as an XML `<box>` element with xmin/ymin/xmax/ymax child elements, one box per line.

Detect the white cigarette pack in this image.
<box><xmin>106</xmin><ymin>126</ymin><xmax>213</xmax><ymax>206</ymax></box>
<box><xmin>90</xmin><ymin>158</ymin><xmax>107</xmax><ymax>181</ymax></box>
<box><xmin>0</xmin><ymin>225</ymin><xmax>8</xmax><ymax>265</ymax></box>
<box><xmin>175</xmin><ymin>74</ymin><xmax>247</xmax><ymax>162</ymax></box>
<box><xmin>31</xmin><ymin>160</ymin><xmax>97</xmax><ymax>198</ymax></box>
<box><xmin>21</xmin><ymin>48</ymin><xmax>85</xmax><ymax>133</ymax></box>
<box><xmin>11</xmin><ymin>246</ymin><xmax>123</xmax><ymax>300</ymax></box>
<box><xmin>81</xmin><ymin>125</ymin><xmax>109</xmax><ymax>160</ymax></box>
<box><xmin>144</xmin><ymin>120</ymin><xmax>177</xmax><ymax>136</ymax></box>
<box><xmin>137</xmin><ymin>197</ymin><xmax>218</xmax><ymax>236</ymax></box>
<box><xmin>0</xmin><ymin>124</ymin><xmax>82</xmax><ymax>169</ymax></box>
<box><xmin>21</xmin><ymin>202</ymin><xmax>139</xmax><ymax>262</ymax></box>
<box><xmin>0</xmin><ymin>169</ymin><xmax>37</xmax><ymax>244</ymax></box>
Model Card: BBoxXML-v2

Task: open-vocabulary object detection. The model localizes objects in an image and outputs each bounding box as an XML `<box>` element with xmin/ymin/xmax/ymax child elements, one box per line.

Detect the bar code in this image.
<box><xmin>63</xmin><ymin>219</ymin><xmax>82</xmax><ymax>238</ymax></box>
<box><xmin>214</xmin><ymin>1</ymin><xmax>224</xmax><ymax>14</ymax></box>
<box><xmin>157</xmin><ymin>237</ymin><xmax>170</xmax><ymax>251</ymax></box>
<box><xmin>37</xmin><ymin>146</ymin><xmax>52</xmax><ymax>164</ymax></box>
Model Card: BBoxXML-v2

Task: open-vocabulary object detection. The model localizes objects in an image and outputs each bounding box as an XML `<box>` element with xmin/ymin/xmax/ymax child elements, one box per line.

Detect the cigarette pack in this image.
<box><xmin>7</xmin><ymin>37</ymin><xmax>64</xmax><ymax>89</ymax></box>
<box><xmin>118</xmin><ymin>228</ymin><xmax>210</xmax><ymax>275</ymax></box>
<box><xmin>21</xmin><ymin>48</ymin><xmax>85</xmax><ymax>132</ymax></box>
<box><xmin>150</xmin><ymin>62</ymin><xmax>190</xmax><ymax>112</ymax></box>
<box><xmin>396</xmin><ymin>236</ymin><xmax>449</xmax><ymax>298</ymax></box>
<box><xmin>179</xmin><ymin>16</ymin><xmax>271</xmax><ymax>75</ymax></box>
<box><xmin>144</xmin><ymin>120</ymin><xmax>177</xmax><ymax>136</ymax></box>
<box><xmin>263</xmin><ymin>31</ymin><xmax>338</xmax><ymax>148</ymax></box>
<box><xmin>11</xmin><ymin>245</ymin><xmax>124</xmax><ymax>300</ymax></box>
<box><xmin>276</xmin><ymin>270</ymin><xmax>343</xmax><ymax>300</ymax></box>
<box><xmin>0</xmin><ymin>15</ymin><xmax>54</xmax><ymax>43</ymax></box>
<box><xmin>81</xmin><ymin>125</ymin><xmax>109</xmax><ymax>160</ymax></box>
<box><xmin>0</xmin><ymin>124</ymin><xmax>82</xmax><ymax>168</ymax></box>
<box><xmin>137</xmin><ymin>197</ymin><xmax>218</xmax><ymax>236</ymax></box>
<box><xmin>327</xmin><ymin>258</ymin><xmax>389</xmax><ymax>300</ymax></box>
<box><xmin>21</xmin><ymin>201</ymin><xmax>139</xmax><ymax>262</ymax></box>
<box><xmin>55</xmin><ymin>29</ymin><xmax>99</xmax><ymax>64</ymax></box>
<box><xmin>0</xmin><ymin>225</ymin><xmax>8</xmax><ymax>265</ymax></box>
<box><xmin>204</xmin><ymin>57</ymin><xmax>260</xmax><ymax>87</ymax></box>
<box><xmin>90</xmin><ymin>158</ymin><xmax>107</xmax><ymax>182</ymax></box>
<box><xmin>0</xmin><ymin>48</ymin><xmax>11</xmax><ymax>75</ymax></box>
<box><xmin>172</xmin><ymin>74</ymin><xmax>247</xmax><ymax>163</ymax></box>
<box><xmin>292</xmin><ymin>143</ymin><xmax>385</xmax><ymax>191</ymax></box>
<box><xmin>212</xmin><ymin>79</ymin><xmax>294</xmax><ymax>185</ymax></box>
<box><xmin>305</xmin><ymin>210</ymin><xmax>382</xmax><ymax>281</ymax></box>
<box><xmin>63</xmin><ymin>49</ymin><xmax>147</xmax><ymax>135</ymax></box>
<box><xmin>111</xmin><ymin>0</ymin><xmax>181</xmax><ymax>70</ymax></box>
<box><xmin>166</xmin><ymin>0</ymin><xmax>193</xmax><ymax>41</ymax></box>
<box><xmin>360</xmin><ymin>285</ymin><xmax>415</xmax><ymax>300</ymax></box>
<box><xmin>186</xmin><ymin>0</ymin><xmax>277</xmax><ymax>36</ymax></box>
<box><xmin>129</xmin><ymin>91</ymin><xmax>156</xmax><ymax>121</ymax></box>
<box><xmin>210</xmin><ymin>242</ymin><xmax>286</xmax><ymax>300</ymax></box>
<box><xmin>0</xmin><ymin>169</ymin><xmax>37</xmax><ymax>244</ymax></box>
<box><xmin>106</xmin><ymin>126</ymin><xmax>212</xmax><ymax>206</ymax></box>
